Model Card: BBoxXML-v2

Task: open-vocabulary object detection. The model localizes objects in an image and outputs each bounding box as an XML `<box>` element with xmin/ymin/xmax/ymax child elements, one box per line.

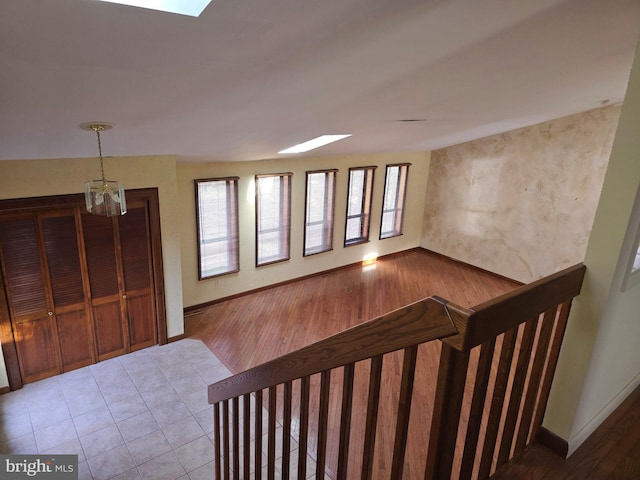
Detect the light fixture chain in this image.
<box><xmin>95</xmin><ymin>127</ymin><xmax>106</xmax><ymax>183</ymax></box>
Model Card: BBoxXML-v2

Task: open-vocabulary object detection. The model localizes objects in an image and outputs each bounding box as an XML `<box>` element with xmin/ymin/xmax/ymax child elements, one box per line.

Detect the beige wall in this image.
<box><xmin>178</xmin><ymin>152</ymin><xmax>430</xmax><ymax>308</ymax></box>
<box><xmin>0</xmin><ymin>155</ymin><xmax>184</xmax><ymax>388</ymax></box>
<box><xmin>545</xmin><ymin>41</ymin><xmax>640</xmax><ymax>454</ymax></box>
<box><xmin>421</xmin><ymin>105</ymin><xmax>621</xmax><ymax>283</ymax></box>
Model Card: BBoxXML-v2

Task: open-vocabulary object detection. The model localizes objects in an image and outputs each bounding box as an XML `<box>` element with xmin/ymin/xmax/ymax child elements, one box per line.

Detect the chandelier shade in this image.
<box><xmin>84</xmin><ymin>179</ymin><xmax>127</xmax><ymax>216</ymax></box>
<box><xmin>81</xmin><ymin>122</ymin><xmax>127</xmax><ymax>217</ymax></box>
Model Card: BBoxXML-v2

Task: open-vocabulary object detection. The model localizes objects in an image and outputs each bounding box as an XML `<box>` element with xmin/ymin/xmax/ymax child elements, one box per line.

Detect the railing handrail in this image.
<box><xmin>208</xmin><ymin>296</ymin><xmax>457</xmax><ymax>404</ymax></box>
<box><xmin>443</xmin><ymin>263</ymin><xmax>586</xmax><ymax>351</ymax></box>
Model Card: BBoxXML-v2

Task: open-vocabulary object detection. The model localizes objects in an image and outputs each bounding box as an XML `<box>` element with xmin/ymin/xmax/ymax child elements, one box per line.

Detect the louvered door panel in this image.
<box><xmin>0</xmin><ymin>215</ymin><xmax>60</xmax><ymax>382</ymax></box>
<box><xmin>81</xmin><ymin>214</ymin><xmax>120</xmax><ymax>297</ymax></box>
<box><xmin>126</xmin><ymin>293</ymin><xmax>155</xmax><ymax>350</ymax></box>
<box><xmin>92</xmin><ymin>301</ymin><xmax>126</xmax><ymax>359</ymax></box>
<box><xmin>41</xmin><ymin>213</ymin><xmax>84</xmax><ymax>306</ymax></box>
<box><xmin>82</xmin><ymin>213</ymin><xmax>126</xmax><ymax>360</ymax></box>
<box><xmin>119</xmin><ymin>204</ymin><xmax>156</xmax><ymax>350</ymax></box>
<box><xmin>56</xmin><ymin>309</ymin><xmax>93</xmax><ymax>369</ymax></box>
<box><xmin>41</xmin><ymin>211</ymin><xmax>95</xmax><ymax>370</ymax></box>
<box><xmin>12</xmin><ymin>317</ymin><xmax>60</xmax><ymax>382</ymax></box>
<box><xmin>0</xmin><ymin>216</ymin><xmax>48</xmax><ymax>318</ymax></box>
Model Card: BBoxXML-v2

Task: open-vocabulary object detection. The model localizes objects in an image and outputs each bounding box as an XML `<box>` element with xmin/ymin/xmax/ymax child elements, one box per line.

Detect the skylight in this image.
<box><xmin>98</xmin><ymin>0</ymin><xmax>212</xmax><ymax>17</ymax></box>
<box><xmin>278</xmin><ymin>135</ymin><xmax>352</xmax><ymax>154</ymax></box>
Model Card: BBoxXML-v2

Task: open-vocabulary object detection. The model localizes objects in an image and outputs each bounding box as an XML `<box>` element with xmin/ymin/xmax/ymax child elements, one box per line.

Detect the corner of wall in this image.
<box><xmin>542</xmin><ymin>38</ymin><xmax>640</xmax><ymax>454</ymax></box>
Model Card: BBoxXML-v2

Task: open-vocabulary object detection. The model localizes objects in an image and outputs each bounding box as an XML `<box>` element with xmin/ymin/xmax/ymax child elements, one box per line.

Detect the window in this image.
<box><xmin>344</xmin><ymin>166</ymin><xmax>376</xmax><ymax>246</ymax></box>
<box><xmin>304</xmin><ymin>170</ymin><xmax>337</xmax><ymax>256</ymax></box>
<box><xmin>621</xmin><ymin>183</ymin><xmax>640</xmax><ymax>291</ymax></box>
<box><xmin>195</xmin><ymin>177</ymin><xmax>239</xmax><ymax>279</ymax></box>
<box><xmin>256</xmin><ymin>173</ymin><xmax>292</xmax><ymax>266</ymax></box>
<box><xmin>380</xmin><ymin>163</ymin><xmax>410</xmax><ymax>239</ymax></box>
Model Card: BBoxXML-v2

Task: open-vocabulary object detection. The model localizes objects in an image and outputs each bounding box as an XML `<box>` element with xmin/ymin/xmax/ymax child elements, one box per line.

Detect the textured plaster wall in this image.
<box><xmin>0</xmin><ymin>155</ymin><xmax>183</xmax><ymax>388</ymax></box>
<box><xmin>177</xmin><ymin>152</ymin><xmax>430</xmax><ymax>308</ymax></box>
<box><xmin>421</xmin><ymin>105</ymin><xmax>621</xmax><ymax>283</ymax></box>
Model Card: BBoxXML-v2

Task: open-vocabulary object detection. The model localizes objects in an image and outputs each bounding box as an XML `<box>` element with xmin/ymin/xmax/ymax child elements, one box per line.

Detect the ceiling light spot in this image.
<box><xmin>98</xmin><ymin>0</ymin><xmax>212</xmax><ymax>17</ymax></box>
<box><xmin>278</xmin><ymin>134</ymin><xmax>352</xmax><ymax>154</ymax></box>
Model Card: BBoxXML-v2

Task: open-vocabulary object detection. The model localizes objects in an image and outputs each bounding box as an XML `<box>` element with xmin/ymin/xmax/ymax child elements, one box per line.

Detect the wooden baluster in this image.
<box><xmin>223</xmin><ymin>399</ymin><xmax>230</xmax><ymax>480</ymax></box>
<box><xmin>337</xmin><ymin>363</ymin><xmax>355</xmax><ymax>479</ymax></box>
<box><xmin>361</xmin><ymin>355</ymin><xmax>383</xmax><ymax>480</ymax></box>
<box><xmin>282</xmin><ymin>381</ymin><xmax>293</xmax><ymax>479</ymax></box>
<box><xmin>255</xmin><ymin>390</ymin><xmax>263</xmax><ymax>480</ymax></box>
<box><xmin>514</xmin><ymin>308</ymin><xmax>556</xmax><ymax>453</ymax></box>
<box><xmin>532</xmin><ymin>301</ymin><xmax>572</xmax><ymax>437</ymax></box>
<box><xmin>477</xmin><ymin>328</ymin><xmax>518</xmax><ymax>479</ymax></box>
<box><xmin>424</xmin><ymin>343</ymin><xmax>470</xmax><ymax>480</ymax></box>
<box><xmin>391</xmin><ymin>346</ymin><xmax>419</xmax><ymax>479</ymax></box>
<box><xmin>267</xmin><ymin>385</ymin><xmax>277</xmax><ymax>480</ymax></box>
<box><xmin>243</xmin><ymin>394</ymin><xmax>251</xmax><ymax>479</ymax></box>
<box><xmin>298</xmin><ymin>376</ymin><xmax>310</xmax><ymax>480</ymax></box>
<box><xmin>316</xmin><ymin>370</ymin><xmax>331</xmax><ymax>479</ymax></box>
<box><xmin>497</xmin><ymin>319</ymin><xmax>537</xmax><ymax>466</ymax></box>
<box><xmin>214</xmin><ymin>402</ymin><xmax>221</xmax><ymax>480</ymax></box>
<box><xmin>232</xmin><ymin>396</ymin><xmax>240</xmax><ymax>479</ymax></box>
<box><xmin>459</xmin><ymin>338</ymin><xmax>496</xmax><ymax>479</ymax></box>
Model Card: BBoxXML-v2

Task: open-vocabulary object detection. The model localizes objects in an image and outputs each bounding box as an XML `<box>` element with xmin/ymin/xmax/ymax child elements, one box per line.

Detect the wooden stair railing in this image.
<box><xmin>208</xmin><ymin>263</ymin><xmax>586</xmax><ymax>479</ymax></box>
<box><xmin>427</xmin><ymin>263</ymin><xmax>586</xmax><ymax>479</ymax></box>
<box><xmin>208</xmin><ymin>296</ymin><xmax>458</xmax><ymax>479</ymax></box>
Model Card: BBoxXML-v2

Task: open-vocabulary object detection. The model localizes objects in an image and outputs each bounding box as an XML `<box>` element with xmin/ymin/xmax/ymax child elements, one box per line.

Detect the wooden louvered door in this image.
<box><xmin>40</xmin><ymin>209</ymin><xmax>96</xmax><ymax>371</ymax></box>
<box><xmin>119</xmin><ymin>202</ymin><xmax>157</xmax><ymax>351</ymax></box>
<box><xmin>81</xmin><ymin>212</ymin><xmax>128</xmax><ymax>361</ymax></box>
<box><xmin>81</xmin><ymin>200</ymin><xmax>157</xmax><ymax>360</ymax></box>
<box><xmin>0</xmin><ymin>213</ymin><xmax>60</xmax><ymax>383</ymax></box>
<box><xmin>0</xmin><ymin>189</ymin><xmax>166</xmax><ymax>389</ymax></box>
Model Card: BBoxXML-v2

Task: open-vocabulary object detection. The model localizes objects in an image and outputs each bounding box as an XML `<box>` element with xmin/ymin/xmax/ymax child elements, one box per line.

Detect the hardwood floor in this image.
<box><xmin>185</xmin><ymin>249</ymin><xmax>519</xmax><ymax>373</ymax></box>
<box><xmin>492</xmin><ymin>383</ymin><xmax>640</xmax><ymax>480</ymax></box>
<box><xmin>186</xmin><ymin>249</ymin><xmax>522</xmax><ymax>478</ymax></box>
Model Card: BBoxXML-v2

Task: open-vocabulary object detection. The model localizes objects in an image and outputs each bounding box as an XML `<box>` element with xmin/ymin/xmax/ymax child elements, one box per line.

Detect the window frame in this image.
<box><xmin>255</xmin><ymin>173</ymin><xmax>293</xmax><ymax>267</ymax></box>
<box><xmin>380</xmin><ymin>163</ymin><xmax>410</xmax><ymax>240</ymax></box>
<box><xmin>194</xmin><ymin>177</ymin><xmax>240</xmax><ymax>280</ymax></box>
<box><xmin>303</xmin><ymin>169</ymin><xmax>338</xmax><ymax>257</ymax></box>
<box><xmin>621</xmin><ymin>182</ymin><xmax>640</xmax><ymax>291</ymax></box>
<box><xmin>344</xmin><ymin>166</ymin><xmax>376</xmax><ymax>247</ymax></box>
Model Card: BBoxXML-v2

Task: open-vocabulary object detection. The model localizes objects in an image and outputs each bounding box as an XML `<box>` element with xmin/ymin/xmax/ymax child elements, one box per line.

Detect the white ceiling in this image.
<box><xmin>1</xmin><ymin>0</ymin><xmax>639</xmax><ymax>163</ymax></box>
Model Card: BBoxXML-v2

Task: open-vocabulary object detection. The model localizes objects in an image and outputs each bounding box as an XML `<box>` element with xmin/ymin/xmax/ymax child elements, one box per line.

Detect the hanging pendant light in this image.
<box><xmin>81</xmin><ymin>122</ymin><xmax>127</xmax><ymax>216</ymax></box>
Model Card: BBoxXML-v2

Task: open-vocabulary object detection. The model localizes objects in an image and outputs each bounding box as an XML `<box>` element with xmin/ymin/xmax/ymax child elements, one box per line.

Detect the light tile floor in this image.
<box><xmin>0</xmin><ymin>339</ymin><xmax>324</xmax><ymax>480</ymax></box>
<box><xmin>0</xmin><ymin>339</ymin><xmax>231</xmax><ymax>479</ymax></box>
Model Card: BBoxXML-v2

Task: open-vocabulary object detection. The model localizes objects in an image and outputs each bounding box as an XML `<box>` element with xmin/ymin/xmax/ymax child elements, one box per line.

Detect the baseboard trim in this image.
<box><xmin>168</xmin><ymin>334</ymin><xmax>186</xmax><ymax>343</ymax></box>
<box><xmin>0</xmin><ymin>385</ymin><xmax>10</xmax><ymax>395</ymax></box>
<box><xmin>566</xmin><ymin>372</ymin><xmax>640</xmax><ymax>456</ymax></box>
<box><xmin>419</xmin><ymin>247</ymin><xmax>522</xmax><ymax>286</ymax></box>
<box><xmin>184</xmin><ymin>247</ymin><xmax>425</xmax><ymax>313</ymax></box>
<box><xmin>536</xmin><ymin>426</ymin><xmax>569</xmax><ymax>458</ymax></box>
<box><xmin>184</xmin><ymin>247</ymin><xmax>521</xmax><ymax>313</ymax></box>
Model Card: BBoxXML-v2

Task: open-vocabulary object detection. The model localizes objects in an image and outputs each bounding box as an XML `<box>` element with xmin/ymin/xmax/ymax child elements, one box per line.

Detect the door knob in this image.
<box><xmin>123</xmin><ymin>294</ymin><xmax>127</xmax><ymax>299</ymax></box>
<box><xmin>48</xmin><ymin>311</ymin><xmax>53</xmax><ymax>316</ymax></box>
